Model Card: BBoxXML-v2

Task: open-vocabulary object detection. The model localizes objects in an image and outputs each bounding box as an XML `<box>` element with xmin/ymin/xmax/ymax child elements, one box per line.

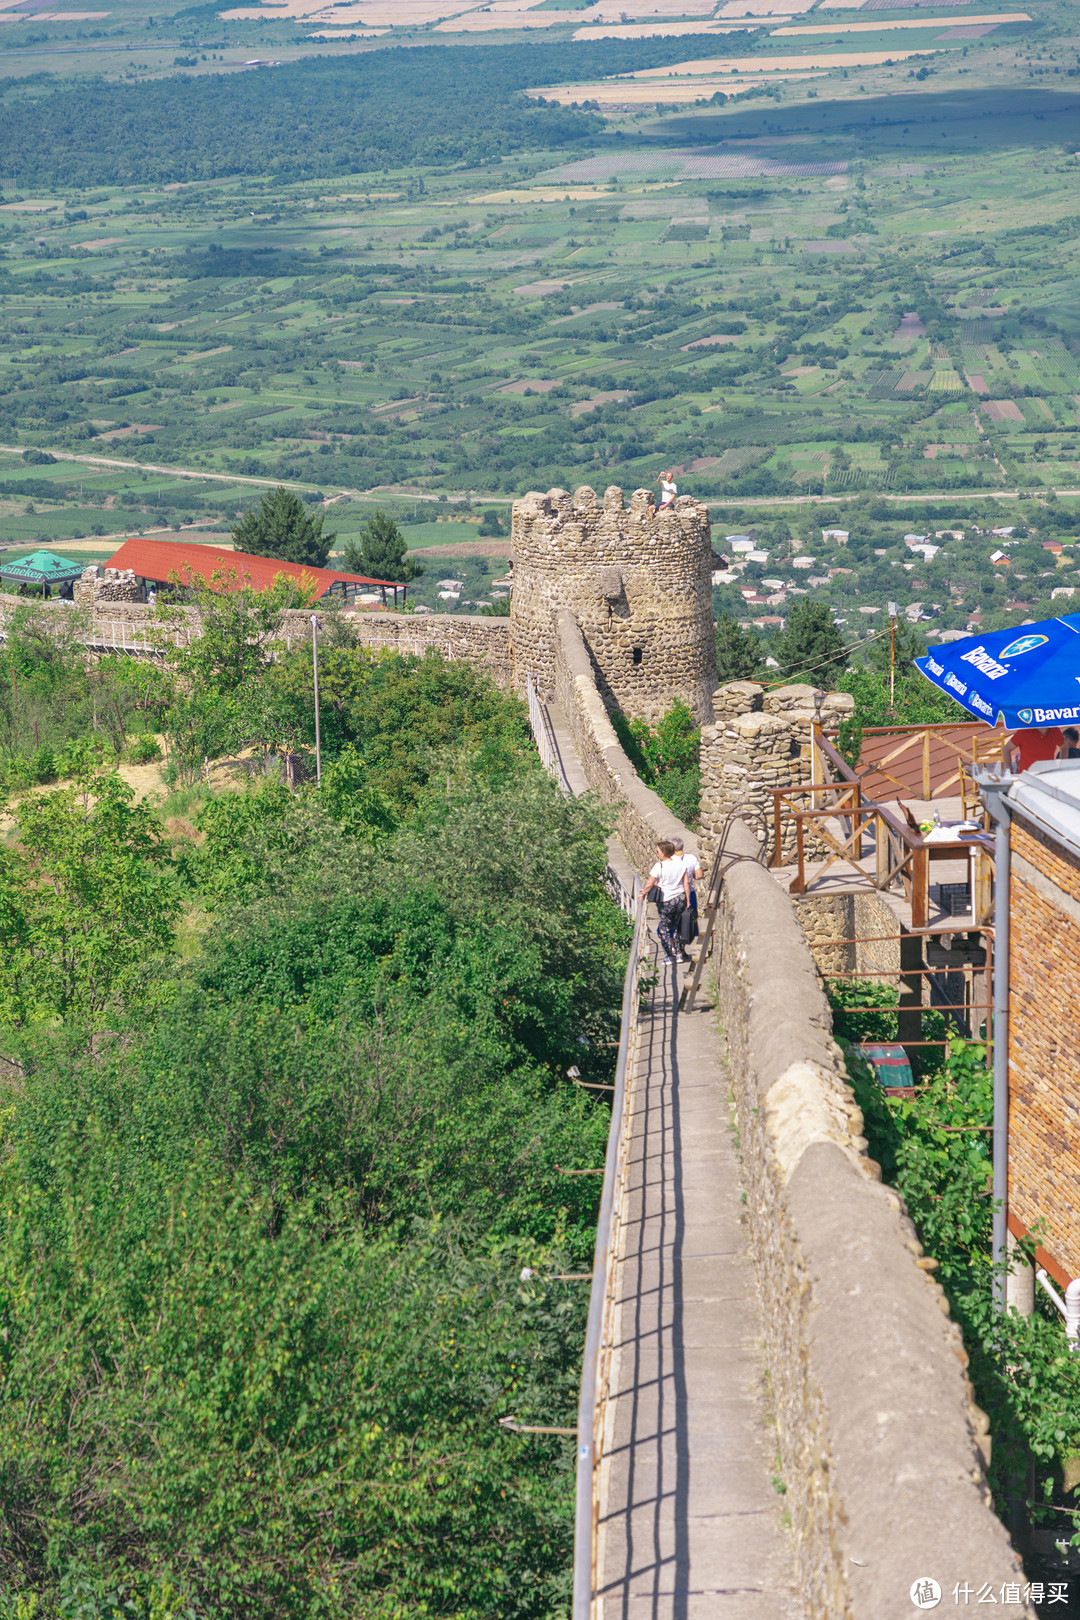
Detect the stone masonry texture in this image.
<box><xmin>1</xmin><ymin>583</ymin><xmax>512</xmax><ymax>685</ymax></box>
<box><xmin>510</xmin><ymin>483</ymin><xmax>717</xmax><ymax>726</ymax></box>
<box><xmin>715</xmin><ymin>814</ymin><xmax>1033</xmax><ymax>1619</ymax></box>
<box><xmin>553</xmin><ymin>607</ymin><xmax>696</xmax><ymax>874</ymax></box>
<box><xmin>1008</xmin><ymin>815</ymin><xmax>1080</xmax><ymax>1280</ymax></box>
<box><xmin>698</xmin><ymin>679</ymin><xmax>855</xmax><ymax>868</ymax></box>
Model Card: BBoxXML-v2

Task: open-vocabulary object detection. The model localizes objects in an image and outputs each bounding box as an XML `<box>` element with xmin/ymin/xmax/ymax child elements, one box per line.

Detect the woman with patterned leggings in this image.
<box><xmin>642</xmin><ymin>840</ymin><xmax>692</xmax><ymax>965</ymax></box>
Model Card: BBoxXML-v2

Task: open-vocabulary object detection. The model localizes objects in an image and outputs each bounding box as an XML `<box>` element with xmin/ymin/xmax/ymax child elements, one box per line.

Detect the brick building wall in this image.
<box><xmin>1008</xmin><ymin>815</ymin><xmax>1080</xmax><ymax>1282</ymax></box>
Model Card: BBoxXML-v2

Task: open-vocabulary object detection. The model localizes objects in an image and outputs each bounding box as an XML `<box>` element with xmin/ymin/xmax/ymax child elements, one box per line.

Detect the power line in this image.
<box><xmin>758</xmin><ymin>621</ymin><xmax>897</xmax><ymax>688</ymax></box>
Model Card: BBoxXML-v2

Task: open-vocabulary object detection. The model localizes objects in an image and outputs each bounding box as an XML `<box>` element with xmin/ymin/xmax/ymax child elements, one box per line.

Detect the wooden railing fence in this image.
<box><xmin>768</xmin><ymin>727</ymin><xmax>999</xmax><ymax>928</ymax></box>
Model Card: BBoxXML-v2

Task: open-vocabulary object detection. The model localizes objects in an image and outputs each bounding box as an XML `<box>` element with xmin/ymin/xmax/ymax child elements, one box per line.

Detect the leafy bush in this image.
<box><xmin>0</xmin><ymin>654</ymin><xmax>629</xmax><ymax>1613</ymax></box>
<box><xmin>0</xmin><ymin>772</ymin><xmax>180</xmax><ymax>1029</ymax></box>
<box><xmin>126</xmin><ymin>734</ymin><xmax>162</xmax><ymax>765</ymax></box>
<box><xmin>0</xmin><ymin>1145</ymin><xmax>584</xmax><ymax>1617</ymax></box>
<box><xmin>610</xmin><ymin>699</ymin><xmax>701</xmax><ymax>827</ymax></box>
<box><xmin>840</xmin><ymin>1024</ymin><xmax>1080</xmax><ymax>1544</ymax></box>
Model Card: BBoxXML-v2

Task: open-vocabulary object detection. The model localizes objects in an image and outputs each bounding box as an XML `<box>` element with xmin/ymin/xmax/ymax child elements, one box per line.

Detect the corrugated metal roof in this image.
<box><xmin>105</xmin><ymin>537</ymin><xmax>402</xmax><ymax>598</ymax></box>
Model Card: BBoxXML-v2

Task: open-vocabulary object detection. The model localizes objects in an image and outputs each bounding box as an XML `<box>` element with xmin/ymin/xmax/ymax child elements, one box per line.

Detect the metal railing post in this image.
<box><xmin>792</xmin><ymin>814</ymin><xmax>806</xmax><ymax>894</ymax></box>
<box><xmin>572</xmin><ymin>891</ymin><xmax>646</xmax><ymax>1620</ymax></box>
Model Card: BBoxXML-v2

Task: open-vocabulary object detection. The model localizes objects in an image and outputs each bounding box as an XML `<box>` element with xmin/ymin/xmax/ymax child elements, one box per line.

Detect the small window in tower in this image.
<box><xmin>632</xmin><ymin>648</ymin><xmax>643</xmax><ymax>666</ymax></box>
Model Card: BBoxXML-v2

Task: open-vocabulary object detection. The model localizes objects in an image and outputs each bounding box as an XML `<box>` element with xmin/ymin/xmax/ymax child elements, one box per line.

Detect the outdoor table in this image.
<box><xmin>918</xmin><ymin>826</ymin><xmax>994</xmax><ymax>920</ymax></box>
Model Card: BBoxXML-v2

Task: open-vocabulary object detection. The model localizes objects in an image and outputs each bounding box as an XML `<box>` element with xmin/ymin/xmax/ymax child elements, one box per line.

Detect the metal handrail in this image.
<box><xmin>603</xmin><ymin>863</ymin><xmax>636</xmax><ymax>918</ymax></box>
<box><xmin>526</xmin><ymin>673</ymin><xmax>572</xmax><ymax>794</ymax></box>
<box><xmin>573</xmin><ymin>886</ymin><xmax>646</xmax><ymax>1620</ymax></box>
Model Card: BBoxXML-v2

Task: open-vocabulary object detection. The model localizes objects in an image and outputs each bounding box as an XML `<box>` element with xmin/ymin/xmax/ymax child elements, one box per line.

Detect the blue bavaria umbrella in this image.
<box><xmin>915</xmin><ymin>615</ymin><xmax>1080</xmax><ymax>729</ymax></box>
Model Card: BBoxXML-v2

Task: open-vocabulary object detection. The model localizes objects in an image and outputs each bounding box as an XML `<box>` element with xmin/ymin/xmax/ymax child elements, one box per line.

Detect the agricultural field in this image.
<box><xmin>5</xmin><ymin>7</ymin><xmax>1080</xmax><ymax>1614</ymax></box>
<box><xmin>0</xmin><ymin>6</ymin><xmax>1078</xmax><ymax>629</ymax></box>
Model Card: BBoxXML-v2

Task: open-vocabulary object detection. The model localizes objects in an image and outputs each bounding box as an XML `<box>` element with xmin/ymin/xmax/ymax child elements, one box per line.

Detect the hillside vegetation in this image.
<box><xmin>0</xmin><ymin>609</ymin><xmax>628</xmax><ymax>1616</ymax></box>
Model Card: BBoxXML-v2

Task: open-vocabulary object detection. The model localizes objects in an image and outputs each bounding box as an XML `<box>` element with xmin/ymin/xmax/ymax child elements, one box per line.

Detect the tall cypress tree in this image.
<box><xmin>714</xmin><ymin>614</ymin><xmax>764</xmax><ymax>682</ymax></box>
<box><xmin>773</xmin><ymin>600</ymin><xmax>848</xmax><ymax>682</ymax></box>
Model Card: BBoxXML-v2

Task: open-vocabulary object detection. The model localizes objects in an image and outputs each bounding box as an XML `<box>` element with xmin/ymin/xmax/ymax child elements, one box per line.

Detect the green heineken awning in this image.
<box><xmin>0</xmin><ymin>550</ymin><xmax>85</xmax><ymax>586</ymax></box>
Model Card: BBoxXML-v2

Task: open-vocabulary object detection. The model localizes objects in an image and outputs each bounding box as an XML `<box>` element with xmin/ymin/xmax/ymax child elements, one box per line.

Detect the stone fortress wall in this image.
<box><xmin>0</xmin><ymin>574</ymin><xmax>514</xmax><ymax>685</ymax></box>
<box><xmin>509</xmin><ymin>483</ymin><xmax>717</xmax><ymax>726</ymax></box>
<box><xmin>0</xmin><ymin>488</ymin><xmax>1032</xmax><ymax>1615</ymax></box>
<box><xmin>552</xmin><ymin>620</ymin><xmax>1030</xmax><ymax>1620</ymax></box>
<box><xmin>698</xmin><ymin>678</ymin><xmax>855</xmax><ymax>868</ymax></box>
<box><xmin>553</xmin><ymin>606</ymin><xmax>692</xmax><ymax>874</ymax></box>
<box><xmin>523</xmin><ymin>493</ymin><xmax>1028</xmax><ymax>1619</ymax></box>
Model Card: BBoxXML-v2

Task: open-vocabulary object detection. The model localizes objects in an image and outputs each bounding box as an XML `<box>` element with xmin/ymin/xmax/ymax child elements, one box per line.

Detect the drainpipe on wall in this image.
<box><xmin>1067</xmin><ymin>1280</ymin><xmax>1080</xmax><ymax>1351</ymax></box>
<box><xmin>978</xmin><ymin>771</ymin><xmax>1013</xmax><ymax>1316</ymax></box>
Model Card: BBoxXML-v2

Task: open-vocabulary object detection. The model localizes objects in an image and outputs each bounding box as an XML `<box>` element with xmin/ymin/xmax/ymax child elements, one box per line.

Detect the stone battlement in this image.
<box><xmin>699</xmin><ymin>679</ymin><xmax>855</xmax><ymax>866</ymax></box>
<box><xmin>510</xmin><ymin>484</ymin><xmax>717</xmax><ymax>726</ymax></box>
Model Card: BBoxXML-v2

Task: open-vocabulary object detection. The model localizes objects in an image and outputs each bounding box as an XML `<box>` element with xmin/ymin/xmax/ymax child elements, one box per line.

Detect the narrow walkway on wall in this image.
<box><xmin>595</xmin><ymin>945</ymin><xmax>800</xmax><ymax>1620</ymax></box>
<box><xmin>547</xmin><ymin>701</ymin><xmax>590</xmax><ymax>798</ymax></box>
<box><xmin>539</xmin><ymin>697</ymin><xmax>799</xmax><ymax>1618</ymax></box>
<box><xmin>548</xmin><ymin>698</ymin><xmax>636</xmax><ymax>894</ymax></box>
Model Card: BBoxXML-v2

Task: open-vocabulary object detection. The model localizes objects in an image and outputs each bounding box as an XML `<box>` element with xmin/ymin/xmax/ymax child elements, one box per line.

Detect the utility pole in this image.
<box><xmin>887</xmin><ymin>600</ymin><xmax>898</xmax><ymax>710</ymax></box>
<box><xmin>311</xmin><ymin>614</ymin><xmax>322</xmax><ymax>785</ymax></box>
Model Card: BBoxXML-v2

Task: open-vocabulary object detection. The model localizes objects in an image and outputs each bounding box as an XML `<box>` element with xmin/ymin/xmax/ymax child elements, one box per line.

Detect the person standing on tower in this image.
<box><xmin>656</xmin><ymin>470</ymin><xmax>678</xmax><ymax>510</ymax></box>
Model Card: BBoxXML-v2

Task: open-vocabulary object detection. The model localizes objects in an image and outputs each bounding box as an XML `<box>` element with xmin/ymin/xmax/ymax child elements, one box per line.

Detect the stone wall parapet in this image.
<box><xmin>552</xmin><ymin>607</ymin><xmax>695</xmax><ymax>875</ymax></box>
<box><xmin>0</xmin><ymin>587</ymin><xmax>513</xmax><ymax>679</ymax></box>
<box><xmin>698</xmin><ymin>679</ymin><xmax>855</xmax><ymax>868</ymax></box>
<box><xmin>714</xmin><ymin>815</ymin><xmax>1032</xmax><ymax>1619</ymax></box>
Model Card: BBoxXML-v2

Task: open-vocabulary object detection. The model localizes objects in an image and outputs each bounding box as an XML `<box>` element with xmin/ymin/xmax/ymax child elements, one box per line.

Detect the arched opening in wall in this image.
<box><xmin>632</xmin><ymin>647</ymin><xmax>643</xmax><ymax>666</ymax></box>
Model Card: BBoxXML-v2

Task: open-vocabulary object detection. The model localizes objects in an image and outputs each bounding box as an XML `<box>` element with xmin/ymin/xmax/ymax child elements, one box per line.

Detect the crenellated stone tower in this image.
<box><xmin>510</xmin><ymin>483</ymin><xmax>717</xmax><ymax>725</ymax></box>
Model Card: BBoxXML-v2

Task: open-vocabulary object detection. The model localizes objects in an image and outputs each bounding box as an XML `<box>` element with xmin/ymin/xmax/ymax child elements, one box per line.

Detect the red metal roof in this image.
<box><xmin>105</xmin><ymin>537</ymin><xmax>402</xmax><ymax>598</ymax></box>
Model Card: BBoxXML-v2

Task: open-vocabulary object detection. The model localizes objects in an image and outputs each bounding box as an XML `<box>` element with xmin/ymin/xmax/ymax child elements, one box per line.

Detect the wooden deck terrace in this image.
<box><xmin>828</xmin><ymin>719</ymin><xmax>1011</xmax><ymax>814</ymax></box>
<box><xmin>762</xmin><ymin>720</ymin><xmax>1008</xmax><ymax>934</ymax></box>
<box><xmin>768</xmin><ymin>795</ymin><xmax>992</xmax><ymax>935</ymax></box>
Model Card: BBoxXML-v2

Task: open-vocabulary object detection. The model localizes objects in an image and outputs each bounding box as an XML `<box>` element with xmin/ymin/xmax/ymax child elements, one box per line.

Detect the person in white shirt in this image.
<box><xmin>642</xmin><ymin>839</ymin><xmax>692</xmax><ymax>964</ymax></box>
<box><xmin>656</xmin><ymin>470</ymin><xmax>678</xmax><ymax>510</ymax></box>
<box><xmin>669</xmin><ymin>836</ymin><xmax>702</xmax><ymax>941</ymax></box>
<box><xmin>669</xmin><ymin>836</ymin><xmax>701</xmax><ymax>893</ymax></box>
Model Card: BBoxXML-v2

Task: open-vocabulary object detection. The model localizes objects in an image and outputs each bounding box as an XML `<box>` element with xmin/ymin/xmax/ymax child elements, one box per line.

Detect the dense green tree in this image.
<box><xmin>714</xmin><ymin>614</ymin><xmax>764</xmax><ymax>682</ymax></box>
<box><xmin>232</xmin><ymin>487</ymin><xmax>334</xmax><ymax>570</ymax></box>
<box><xmin>838</xmin><ymin>663</ymin><xmax>957</xmax><ymax>728</ymax></box>
<box><xmin>773</xmin><ymin>600</ymin><xmax>848</xmax><ymax>682</ymax></box>
<box><xmin>342</xmin><ymin>511</ymin><xmax>423</xmax><ymax>584</ymax></box>
<box><xmin>0</xmin><ymin>772</ymin><xmax>180</xmax><ymax>1028</ymax></box>
<box><xmin>0</xmin><ymin>657</ymin><xmax>629</xmax><ymax>1615</ymax></box>
<box><xmin>154</xmin><ymin>569</ymin><xmax>318</xmax><ymax>781</ymax></box>
<box><xmin>611</xmin><ymin>700</ymin><xmax>701</xmax><ymax>827</ymax></box>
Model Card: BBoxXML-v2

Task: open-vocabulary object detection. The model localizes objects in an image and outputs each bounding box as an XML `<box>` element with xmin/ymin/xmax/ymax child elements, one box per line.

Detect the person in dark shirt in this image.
<box><xmin>1055</xmin><ymin>727</ymin><xmax>1080</xmax><ymax>760</ymax></box>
